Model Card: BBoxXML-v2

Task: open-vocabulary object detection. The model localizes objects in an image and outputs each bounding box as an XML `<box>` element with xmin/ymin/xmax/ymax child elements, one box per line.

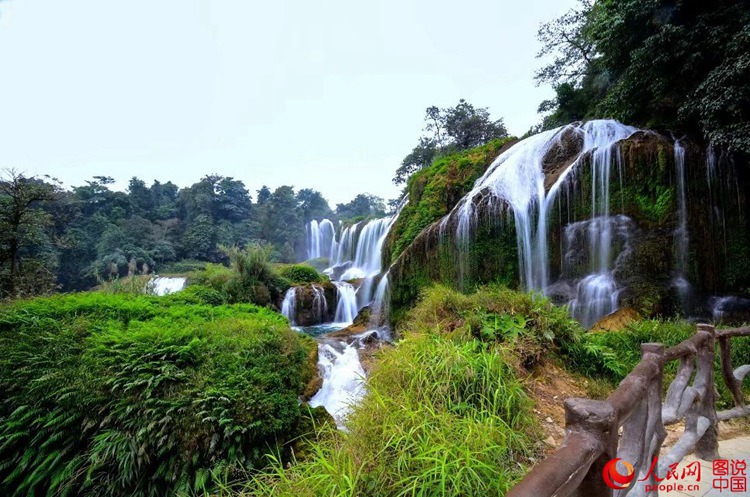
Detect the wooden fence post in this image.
<box><xmin>564</xmin><ymin>398</ymin><xmax>617</xmax><ymax>497</ymax></box>
<box><xmin>694</xmin><ymin>324</ymin><xmax>719</xmax><ymax>460</ymax></box>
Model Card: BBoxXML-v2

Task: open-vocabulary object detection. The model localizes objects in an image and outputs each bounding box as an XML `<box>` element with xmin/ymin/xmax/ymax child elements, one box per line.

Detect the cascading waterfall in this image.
<box><xmin>565</xmin><ymin>215</ymin><xmax>635</xmax><ymax>328</ymax></box>
<box><xmin>300</xmin><ymin>202</ymin><xmax>405</xmax><ymax>426</ymax></box>
<box><xmin>281</xmin><ymin>287</ymin><xmax>297</xmax><ymax>325</ymax></box>
<box><xmin>329</xmin><ymin>223</ymin><xmax>358</xmax><ymax>268</ymax></box>
<box><xmin>450</xmin><ymin>120</ymin><xmax>638</xmax><ymax>326</ymax></box>
<box><xmin>149</xmin><ymin>276</ymin><xmax>187</xmax><ymax>296</ymax></box>
<box><xmin>309</xmin><ymin>342</ymin><xmax>366</xmax><ymax>428</ymax></box>
<box><xmin>306</xmin><ymin>219</ymin><xmax>335</xmax><ymax>260</ymax></box>
<box><xmin>333</xmin><ymin>281</ymin><xmax>358</xmax><ymax>324</ymax></box>
<box><xmin>672</xmin><ymin>140</ymin><xmax>691</xmax><ymax>306</ymax></box>
<box><xmin>311</xmin><ymin>284</ymin><xmax>328</xmax><ymax>323</ymax></box>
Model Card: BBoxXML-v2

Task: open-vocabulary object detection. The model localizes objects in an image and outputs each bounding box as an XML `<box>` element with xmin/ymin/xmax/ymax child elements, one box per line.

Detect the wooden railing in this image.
<box><xmin>507</xmin><ymin>324</ymin><xmax>750</xmax><ymax>497</ymax></box>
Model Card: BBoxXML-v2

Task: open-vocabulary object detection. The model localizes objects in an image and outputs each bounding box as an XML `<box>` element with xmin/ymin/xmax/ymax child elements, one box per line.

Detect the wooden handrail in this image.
<box><xmin>507</xmin><ymin>324</ymin><xmax>750</xmax><ymax>497</ymax></box>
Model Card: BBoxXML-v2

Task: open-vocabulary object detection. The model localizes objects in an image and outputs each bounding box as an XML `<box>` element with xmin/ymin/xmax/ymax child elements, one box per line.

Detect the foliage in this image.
<box><xmin>393</xmin><ymin>100</ymin><xmax>509</xmax><ymax>185</ymax></box>
<box><xmin>535</xmin><ymin>0</ymin><xmax>750</xmax><ymax>155</ymax></box>
<box><xmin>277</xmin><ymin>264</ymin><xmax>325</xmax><ymax>284</ymax></box>
<box><xmin>335</xmin><ymin>193</ymin><xmax>386</xmax><ymax>221</ymax></box>
<box><xmin>1</xmin><ymin>166</ymin><xmax>392</xmax><ymax>294</ymax></box>
<box><xmin>241</xmin><ymin>287</ymin><xmax>548</xmax><ymax>496</ymax></box>
<box><xmin>386</xmin><ymin>137</ymin><xmax>515</xmax><ymax>262</ymax></box>
<box><xmin>0</xmin><ymin>292</ymin><xmax>317</xmax><ymax>496</ymax></box>
<box><xmin>563</xmin><ymin>320</ymin><xmax>750</xmax><ymax>408</ymax></box>
<box><xmin>191</xmin><ymin>244</ymin><xmax>290</xmax><ymax>306</ymax></box>
<box><xmin>0</xmin><ymin>169</ymin><xmax>60</xmax><ymax>299</ymax></box>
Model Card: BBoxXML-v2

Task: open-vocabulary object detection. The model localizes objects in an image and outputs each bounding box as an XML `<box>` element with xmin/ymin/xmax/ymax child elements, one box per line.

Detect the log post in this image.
<box><xmin>564</xmin><ymin>398</ymin><xmax>617</xmax><ymax>497</ymax></box>
<box><xmin>694</xmin><ymin>324</ymin><xmax>720</xmax><ymax>460</ymax></box>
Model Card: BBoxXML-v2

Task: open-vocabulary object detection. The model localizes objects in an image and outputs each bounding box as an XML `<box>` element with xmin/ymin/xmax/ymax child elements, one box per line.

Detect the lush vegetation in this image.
<box><xmin>277</xmin><ymin>264</ymin><xmax>327</xmax><ymax>285</ymax></box>
<box><xmin>565</xmin><ymin>319</ymin><xmax>750</xmax><ymax>408</ymax></box>
<box><xmin>386</xmin><ymin>137</ymin><xmax>515</xmax><ymax>263</ymax></box>
<box><xmin>0</xmin><ymin>292</ymin><xmax>318</xmax><ymax>496</ymax></box>
<box><xmin>535</xmin><ymin>0</ymin><xmax>750</xmax><ymax>156</ymax></box>
<box><xmin>237</xmin><ymin>285</ymin><xmax>580</xmax><ymax>496</ymax></box>
<box><xmin>188</xmin><ymin>244</ymin><xmax>294</xmax><ymax>307</ymax></box>
<box><xmin>0</xmin><ymin>170</ymin><xmax>386</xmax><ymax>300</ymax></box>
<box><xmin>393</xmin><ymin>100</ymin><xmax>509</xmax><ymax>186</ymax></box>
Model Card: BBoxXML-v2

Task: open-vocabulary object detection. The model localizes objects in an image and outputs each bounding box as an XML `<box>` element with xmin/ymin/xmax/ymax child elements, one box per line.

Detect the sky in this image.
<box><xmin>0</xmin><ymin>0</ymin><xmax>578</xmax><ymax>206</ymax></box>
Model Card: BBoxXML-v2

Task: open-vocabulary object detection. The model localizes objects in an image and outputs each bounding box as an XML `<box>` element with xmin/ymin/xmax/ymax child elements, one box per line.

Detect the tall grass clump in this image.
<box><xmin>192</xmin><ymin>244</ymin><xmax>291</xmax><ymax>306</ymax></box>
<box><xmin>564</xmin><ymin>319</ymin><xmax>750</xmax><ymax>408</ymax></box>
<box><xmin>0</xmin><ymin>292</ymin><xmax>317</xmax><ymax>496</ymax></box>
<box><xmin>239</xmin><ymin>284</ymin><xmax>571</xmax><ymax>496</ymax></box>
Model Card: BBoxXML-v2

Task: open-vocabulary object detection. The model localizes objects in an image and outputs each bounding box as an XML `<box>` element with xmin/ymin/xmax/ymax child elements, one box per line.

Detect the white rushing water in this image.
<box><xmin>672</xmin><ymin>140</ymin><xmax>691</xmax><ymax>306</ymax></box>
<box><xmin>450</xmin><ymin>119</ymin><xmax>638</xmax><ymax>326</ymax></box>
<box><xmin>309</xmin><ymin>342</ymin><xmax>366</xmax><ymax>428</ymax></box>
<box><xmin>300</xmin><ymin>202</ymin><xmax>405</xmax><ymax>425</ymax></box>
<box><xmin>150</xmin><ymin>276</ymin><xmax>187</xmax><ymax>296</ymax></box>
<box><xmin>333</xmin><ymin>281</ymin><xmax>358</xmax><ymax>324</ymax></box>
<box><xmin>281</xmin><ymin>287</ymin><xmax>297</xmax><ymax>325</ymax></box>
<box><xmin>306</xmin><ymin>219</ymin><xmax>336</xmax><ymax>260</ymax></box>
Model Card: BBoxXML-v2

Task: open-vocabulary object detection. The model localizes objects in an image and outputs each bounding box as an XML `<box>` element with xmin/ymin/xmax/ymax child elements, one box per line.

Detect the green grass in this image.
<box><xmin>563</xmin><ymin>319</ymin><xmax>750</xmax><ymax>409</ymax></box>
<box><xmin>0</xmin><ymin>292</ymin><xmax>317</xmax><ymax>496</ymax></box>
<box><xmin>277</xmin><ymin>264</ymin><xmax>327</xmax><ymax>284</ymax></box>
<box><xmin>235</xmin><ymin>284</ymin><xmax>580</xmax><ymax>496</ymax></box>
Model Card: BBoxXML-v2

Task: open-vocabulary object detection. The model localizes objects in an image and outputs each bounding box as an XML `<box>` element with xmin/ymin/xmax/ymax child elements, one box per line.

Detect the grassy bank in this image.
<box><xmin>0</xmin><ymin>292</ymin><xmax>317</xmax><ymax>496</ymax></box>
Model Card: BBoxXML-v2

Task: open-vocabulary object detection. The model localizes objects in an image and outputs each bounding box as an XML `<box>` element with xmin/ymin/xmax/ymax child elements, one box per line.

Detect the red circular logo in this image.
<box><xmin>603</xmin><ymin>458</ymin><xmax>635</xmax><ymax>490</ymax></box>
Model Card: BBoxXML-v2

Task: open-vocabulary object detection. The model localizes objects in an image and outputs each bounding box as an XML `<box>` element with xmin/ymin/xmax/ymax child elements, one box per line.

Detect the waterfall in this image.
<box><xmin>149</xmin><ymin>276</ymin><xmax>187</xmax><ymax>296</ymax></box>
<box><xmin>309</xmin><ymin>342</ymin><xmax>366</xmax><ymax>428</ymax></box>
<box><xmin>565</xmin><ymin>215</ymin><xmax>635</xmax><ymax>328</ymax></box>
<box><xmin>450</xmin><ymin>120</ymin><xmax>638</xmax><ymax>326</ymax></box>
<box><xmin>333</xmin><ymin>281</ymin><xmax>358</xmax><ymax>324</ymax></box>
<box><xmin>306</xmin><ymin>219</ymin><xmax>335</xmax><ymax>260</ymax></box>
<box><xmin>311</xmin><ymin>284</ymin><xmax>328</xmax><ymax>323</ymax></box>
<box><xmin>672</xmin><ymin>140</ymin><xmax>691</xmax><ymax>306</ymax></box>
<box><xmin>281</xmin><ymin>287</ymin><xmax>297</xmax><ymax>325</ymax></box>
<box><xmin>329</xmin><ymin>223</ymin><xmax>358</xmax><ymax>268</ymax></box>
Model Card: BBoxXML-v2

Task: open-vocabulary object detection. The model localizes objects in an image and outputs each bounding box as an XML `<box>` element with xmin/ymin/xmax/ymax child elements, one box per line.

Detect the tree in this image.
<box><xmin>393</xmin><ymin>100</ymin><xmax>508</xmax><ymax>184</ymax></box>
<box><xmin>335</xmin><ymin>194</ymin><xmax>386</xmax><ymax>220</ymax></box>
<box><xmin>296</xmin><ymin>188</ymin><xmax>333</xmax><ymax>222</ymax></box>
<box><xmin>256</xmin><ymin>186</ymin><xmax>272</xmax><ymax>206</ymax></box>
<box><xmin>0</xmin><ymin>170</ymin><xmax>59</xmax><ymax>298</ymax></box>
<box><xmin>255</xmin><ymin>186</ymin><xmax>304</xmax><ymax>261</ymax></box>
<box><xmin>534</xmin><ymin>0</ymin><xmax>594</xmax><ymax>88</ymax></box>
<box><xmin>443</xmin><ymin>99</ymin><xmax>508</xmax><ymax>150</ymax></box>
<box><xmin>534</xmin><ymin>0</ymin><xmax>750</xmax><ymax>155</ymax></box>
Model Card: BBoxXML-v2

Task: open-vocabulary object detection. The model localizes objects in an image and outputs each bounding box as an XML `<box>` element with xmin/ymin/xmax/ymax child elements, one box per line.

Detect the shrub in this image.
<box><xmin>277</xmin><ymin>264</ymin><xmax>325</xmax><ymax>284</ymax></box>
<box><xmin>191</xmin><ymin>245</ymin><xmax>291</xmax><ymax>306</ymax></box>
<box><xmin>563</xmin><ymin>320</ymin><xmax>750</xmax><ymax>408</ymax></box>
<box><xmin>403</xmin><ymin>284</ymin><xmax>582</xmax><ymax>367</ymax></box>
<box><xmin>167</xmin><ymin>284</ymin><xmax>227</xmax><ymax>306</ymax></box>
<box><xmin>0</xmin><ymin>292</ymin><xmax>317</xmax><ymax>496</ymax></box>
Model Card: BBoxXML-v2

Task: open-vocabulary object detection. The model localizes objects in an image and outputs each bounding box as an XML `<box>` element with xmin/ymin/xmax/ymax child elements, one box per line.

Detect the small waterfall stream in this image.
<box><xmin>281</xmin><ymin>287</ymin><xmax>297</xmax><ymax>325</ymax></box>
<box><xmin>294</xmin><ymin>204</ymin><xmax>404</xmax><ymax>426</ymax></box>
<box><xmin>149</xmin><ymin>276</ymin><xmax>187</xmax><ymax>296</ymax></box>
<box><xmin>309</xmin><ymin>342</ymin><xmax>366</xmax><ymax>428</ymax></box>
<box><xmin>672</xmin><ymin>140</ymin><xmax>691</xmax><ymax>306</ymax></box>
<box><xmin>333</xmin><ymin>281</ymin><xmax>358</xmax><ymax>324</ymax></box>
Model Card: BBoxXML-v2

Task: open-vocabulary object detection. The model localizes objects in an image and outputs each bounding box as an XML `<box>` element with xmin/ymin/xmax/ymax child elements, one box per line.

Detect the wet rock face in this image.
<box><xmin>542</xmin><ymin>125</ymin><xmax>585</xmax><ymax>191</ymax></box>
<box><xmin>289</xmin><ymin>283</ymin><xmax>337</xmax><ymax>326</ymax></box>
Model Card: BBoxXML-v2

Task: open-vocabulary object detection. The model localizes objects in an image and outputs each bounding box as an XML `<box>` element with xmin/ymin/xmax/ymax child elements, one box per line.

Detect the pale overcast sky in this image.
<box><xmin>0</xmin><ymin>0</ymin><xmax>577</xmax><ymax>206</ymax></box>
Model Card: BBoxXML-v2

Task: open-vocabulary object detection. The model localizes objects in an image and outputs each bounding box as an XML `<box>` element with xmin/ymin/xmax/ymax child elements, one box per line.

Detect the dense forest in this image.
<box><xmin>0</xmin><ymin>171</ymin><xmax>387</xmax><ymax>299</ymax></box>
